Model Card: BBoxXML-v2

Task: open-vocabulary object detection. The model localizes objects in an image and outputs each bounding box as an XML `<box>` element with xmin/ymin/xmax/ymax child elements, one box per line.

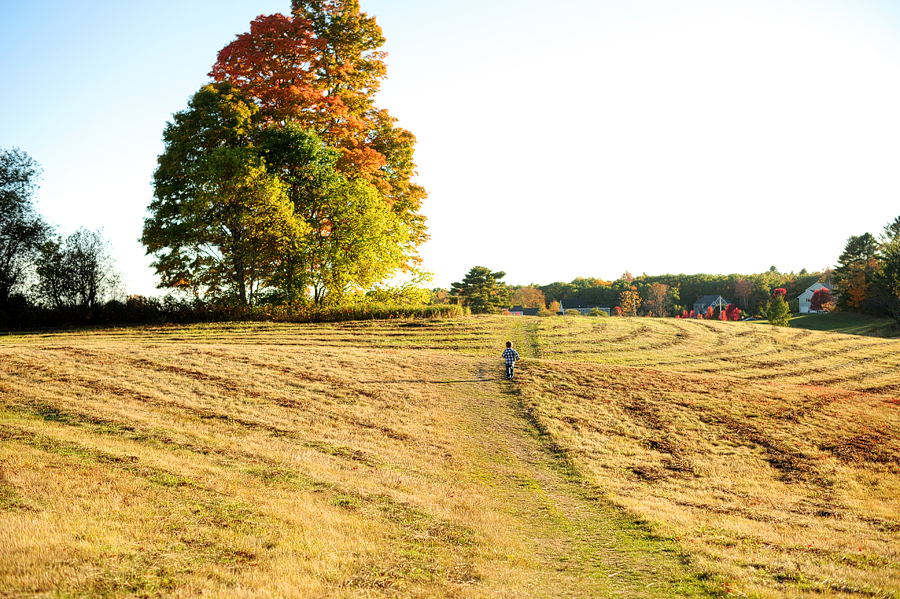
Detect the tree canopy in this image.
<box><xmin>0</xmin><ymin>147</ymin><xmax>50</xmax><ymax>307</ymax></box>
<box><xmin>36</xmin><ymin>228</ymin><xmax>122</xmax><ymax>311</ymax></box>
<box><xmin>143</xmin><ymin>83</ymin><xmax>409</xmax><ymax>306</ymax></box>
<box><xmin>210</xmin><ymin>1</ymin><xmax>427</xmax><ymax>257</ymax></box>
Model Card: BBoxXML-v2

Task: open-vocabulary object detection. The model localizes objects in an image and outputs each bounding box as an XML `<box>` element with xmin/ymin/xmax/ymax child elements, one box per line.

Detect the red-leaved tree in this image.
<box><xmin>210</xmin><ymin>15</ymin><xmax>325</xmax><ymax>125</ymax></box>
<box><xmin>724</xmin><ymin>303</ymin><xmax>737</xmax><ymax>320</ymax></box>
<box><xmin>773</xmin><ymin>288</ymin><xmax>787</xmax><ymax>299</ymax></box>
<box><xmin>612</xmin><ymin>306</ymin><xmax>623</xmax><ymax>317</ymax></box>
<box><xmin>810</xmin><ymin>288</ymin><xmax>833</xmax><ymax>312</ymax></box>
<box><xmin>706</xmin><ymin>306</ymin><xmax>715</xmax><ymax>319</ymax></box>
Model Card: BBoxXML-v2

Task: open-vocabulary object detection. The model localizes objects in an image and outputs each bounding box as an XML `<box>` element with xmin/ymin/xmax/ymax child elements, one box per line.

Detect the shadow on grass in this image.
<box><xmin>790</xmin><ymin>312</ymin><xmax>900</xmax><ymax>337</ymax></box>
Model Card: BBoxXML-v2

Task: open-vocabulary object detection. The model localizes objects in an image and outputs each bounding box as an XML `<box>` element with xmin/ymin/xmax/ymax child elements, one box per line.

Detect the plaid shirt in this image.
<box><xmin>502</xmin><ymin>347</ymin><xmax>520</xmax><ymax>365</ymax></box>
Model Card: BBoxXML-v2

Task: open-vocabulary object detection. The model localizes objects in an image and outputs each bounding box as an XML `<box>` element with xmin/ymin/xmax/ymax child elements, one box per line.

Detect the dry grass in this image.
<box><xmin>2</xmin><ymin>315</ymin><xmax>898</xmax><ymax>598</ymax></box>
<box><xmin>0</xmin><ymin>333</ymin><xmax>508</xmax><ymax>597</ymax></box>
<box><xmin>0</xmin><ymin>319</ymin><xmax>714</xmax><ymax>598</ymax></box>
<box><xmin>515</xmin><ymin>316</ymin><xmax>900</xmax><ymax>598</ymax></box>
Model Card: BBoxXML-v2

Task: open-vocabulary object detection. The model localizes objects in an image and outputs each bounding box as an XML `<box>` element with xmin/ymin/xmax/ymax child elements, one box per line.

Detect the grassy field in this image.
<box><xmin>789</xmin><ymin>313</ymin><xmax>899</xmax><ymax>338</ymax></box>
<box><xmin>0</xmin><ymin>316</ymin><xmax>898</xmax><ymax>598</ymax></box>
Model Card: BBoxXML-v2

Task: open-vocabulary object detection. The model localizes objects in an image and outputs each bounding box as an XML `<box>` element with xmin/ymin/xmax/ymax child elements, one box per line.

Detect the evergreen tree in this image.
<box><xmin>833</xmin><ymin>233</ymin><xmax>879</xmax><ymax>312</ymax></box>
<box><xmin>451</xmin><ymin>266</ymin><xmax>510</xmax><ymax>314</ymax></box>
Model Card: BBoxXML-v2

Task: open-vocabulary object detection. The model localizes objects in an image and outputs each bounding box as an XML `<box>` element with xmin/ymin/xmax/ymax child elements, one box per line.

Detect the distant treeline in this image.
<box><xmin>531</xmin><ymin>269</ymin><xmax>824</xmax><ymax>316</ymax></box>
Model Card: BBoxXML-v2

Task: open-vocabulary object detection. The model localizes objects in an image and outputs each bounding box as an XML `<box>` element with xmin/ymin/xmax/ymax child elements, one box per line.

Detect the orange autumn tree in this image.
<box><xmin>210</xmin><ymin>1</ymin><xmax>428</xmax><ymax>255</ymax></box>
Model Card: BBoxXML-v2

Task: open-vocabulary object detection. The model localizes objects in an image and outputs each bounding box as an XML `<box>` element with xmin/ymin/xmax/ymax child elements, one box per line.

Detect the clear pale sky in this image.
<box><xmin>3</xmin><ymin>0</ymin><xmax>900</xmax><ymax>295</ymax></box>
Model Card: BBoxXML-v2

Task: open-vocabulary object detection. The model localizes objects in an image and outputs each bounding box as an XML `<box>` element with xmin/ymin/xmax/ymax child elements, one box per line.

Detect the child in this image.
<box><xmin>502</xmin><ymin>341</ymin><xmax>520</xmax><ymax>380</ymax></box>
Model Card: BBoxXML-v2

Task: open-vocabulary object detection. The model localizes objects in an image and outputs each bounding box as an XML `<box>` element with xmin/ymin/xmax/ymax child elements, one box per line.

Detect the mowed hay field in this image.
<box><xmin>0</xmin><ymin>316</ymin><xmax>898</xmax><ymax>598</ymax></box>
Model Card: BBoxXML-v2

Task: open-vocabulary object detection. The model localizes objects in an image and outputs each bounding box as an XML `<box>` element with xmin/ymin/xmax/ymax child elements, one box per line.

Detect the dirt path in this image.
<box><xmin>436</xmin><ymin>354</ymin><xmax>710</xmax><ymax>598</ymax></box>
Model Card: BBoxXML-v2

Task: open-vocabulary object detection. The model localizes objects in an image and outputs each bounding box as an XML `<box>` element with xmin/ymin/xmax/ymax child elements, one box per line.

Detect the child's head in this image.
<box><xmin>506</xmin><ymin>341</ymin><xmax>512</xmax><ymax>348</ymax></box>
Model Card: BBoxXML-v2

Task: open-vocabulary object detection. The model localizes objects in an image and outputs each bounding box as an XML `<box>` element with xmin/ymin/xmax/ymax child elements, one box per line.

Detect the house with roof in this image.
<box><xmin>507</xmin><ymin>305</ymin><xmax>540</xmax><ymax>316</ymax></box>
<box><xmin>693</xmin><ymin>295</ymin><xmax>731</xmax><ymax>316</ymax></box>
<box><xmin>798</xmin><ymin>283</ymin><xmax>832</xmax><ymax>313</ymax></box>
<box><xmin>559</xmin><ymin>300</ymin><xmax>610</xmax><ymax>316</ymax></box>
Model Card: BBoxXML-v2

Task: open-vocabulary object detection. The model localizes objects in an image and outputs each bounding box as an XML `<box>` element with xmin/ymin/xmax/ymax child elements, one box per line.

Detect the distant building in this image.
<box><xmin>559</xmin><ymin>301</ymin><xmax>610</xmax><ymax>316</ymax></box>
<box><xmin>798</xmin><ymin>283</ymin><xmax>832</xmax><ymax>313</ymax></box>
<box><xmin>693</xmin><ymin>295</ymin><xmax>730</xmax><ymax>316</ymax></box>
<box><xmin>507</xmin><ymin>305</ymin><xmax>540</xmax><ymax>316</ymax></box>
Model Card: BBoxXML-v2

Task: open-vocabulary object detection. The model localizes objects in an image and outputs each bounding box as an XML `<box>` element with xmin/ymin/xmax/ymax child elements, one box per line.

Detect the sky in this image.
<box><xmin>3</xmin><ymin>0</ymin><xmax>900</xmax><ymax>295</ymax></box>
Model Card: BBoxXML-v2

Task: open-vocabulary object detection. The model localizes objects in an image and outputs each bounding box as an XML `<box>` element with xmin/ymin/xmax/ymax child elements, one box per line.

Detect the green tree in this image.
<box><xmin>257</xmin><ymin>124</ymin><xmax>409</xmax><ymax>305</ymax></box>
<box><xmin>451</xmin><ymin>266</ymin><xmax>510</xmax><ymax>314</ymax></box>
<box><xmin>875</xmin><ymin>239</ymin><xmax>900</xmax><ymax>304</ymax></box>
<box><xmin>874</xmin><ymin>215</ymin><xmax>900</xmax><ymax>321</ymax></box>
<box><xmin>539</xmin><ymin>281</ymin><xmax>573</xmax><ymax>304</ymax></box>
<box><xmin>142</xmin><ymin>84</ymin><xmax>302</xmax><ymax>305</ymax></box>
<box><xmin>764</xmin><ymin>294</ymin><xmax>791</xmax><ymax>327</ymax></box>
<box><xmin>834</xmin><ymin>233</ymin><xmax>879</xmax><ymax>312</ymax></box>
<box><xmin>882</xmin><ymin>215</ymin><xmax>900</xmax><ymax>243</ymax></box>
<box><xmin>35</xmin><ymin>228</ymin><xmax>122</xmax><ymax>310</ymax></box>
<box><xmin>666</xmin><ymin>285</ymin><xmax>681</xmax><ymax>315</ymax></box>
<box><xmin>0</xmin><ymin>147</ymin><xmax>51</xmax><ymax>307</ymax></box>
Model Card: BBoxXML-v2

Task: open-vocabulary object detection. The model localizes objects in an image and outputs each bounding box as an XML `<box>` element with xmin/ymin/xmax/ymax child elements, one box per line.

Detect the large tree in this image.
<box><xmin>0</xmin><ymin>147</ymin><xmax>51</xmax><ymax>306</ymax></box>
<box><xmin>210</xmin><ymin>1</ymin><xmax>428</xmax><ymax>258</ymax></box>
<box><xmin>834</xmin><ymin>233</ymin><xmax>880</xmax><ymax>312</ymax></box>
<box><xmin>144</xmin><ymin>83</ymin><xmax>409</xmax><ymax>306</ymax></box>
<box><xmin>451</xmin><ymin>266</ymin><xmax>510</xmax><ymax>314</ymax></box>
